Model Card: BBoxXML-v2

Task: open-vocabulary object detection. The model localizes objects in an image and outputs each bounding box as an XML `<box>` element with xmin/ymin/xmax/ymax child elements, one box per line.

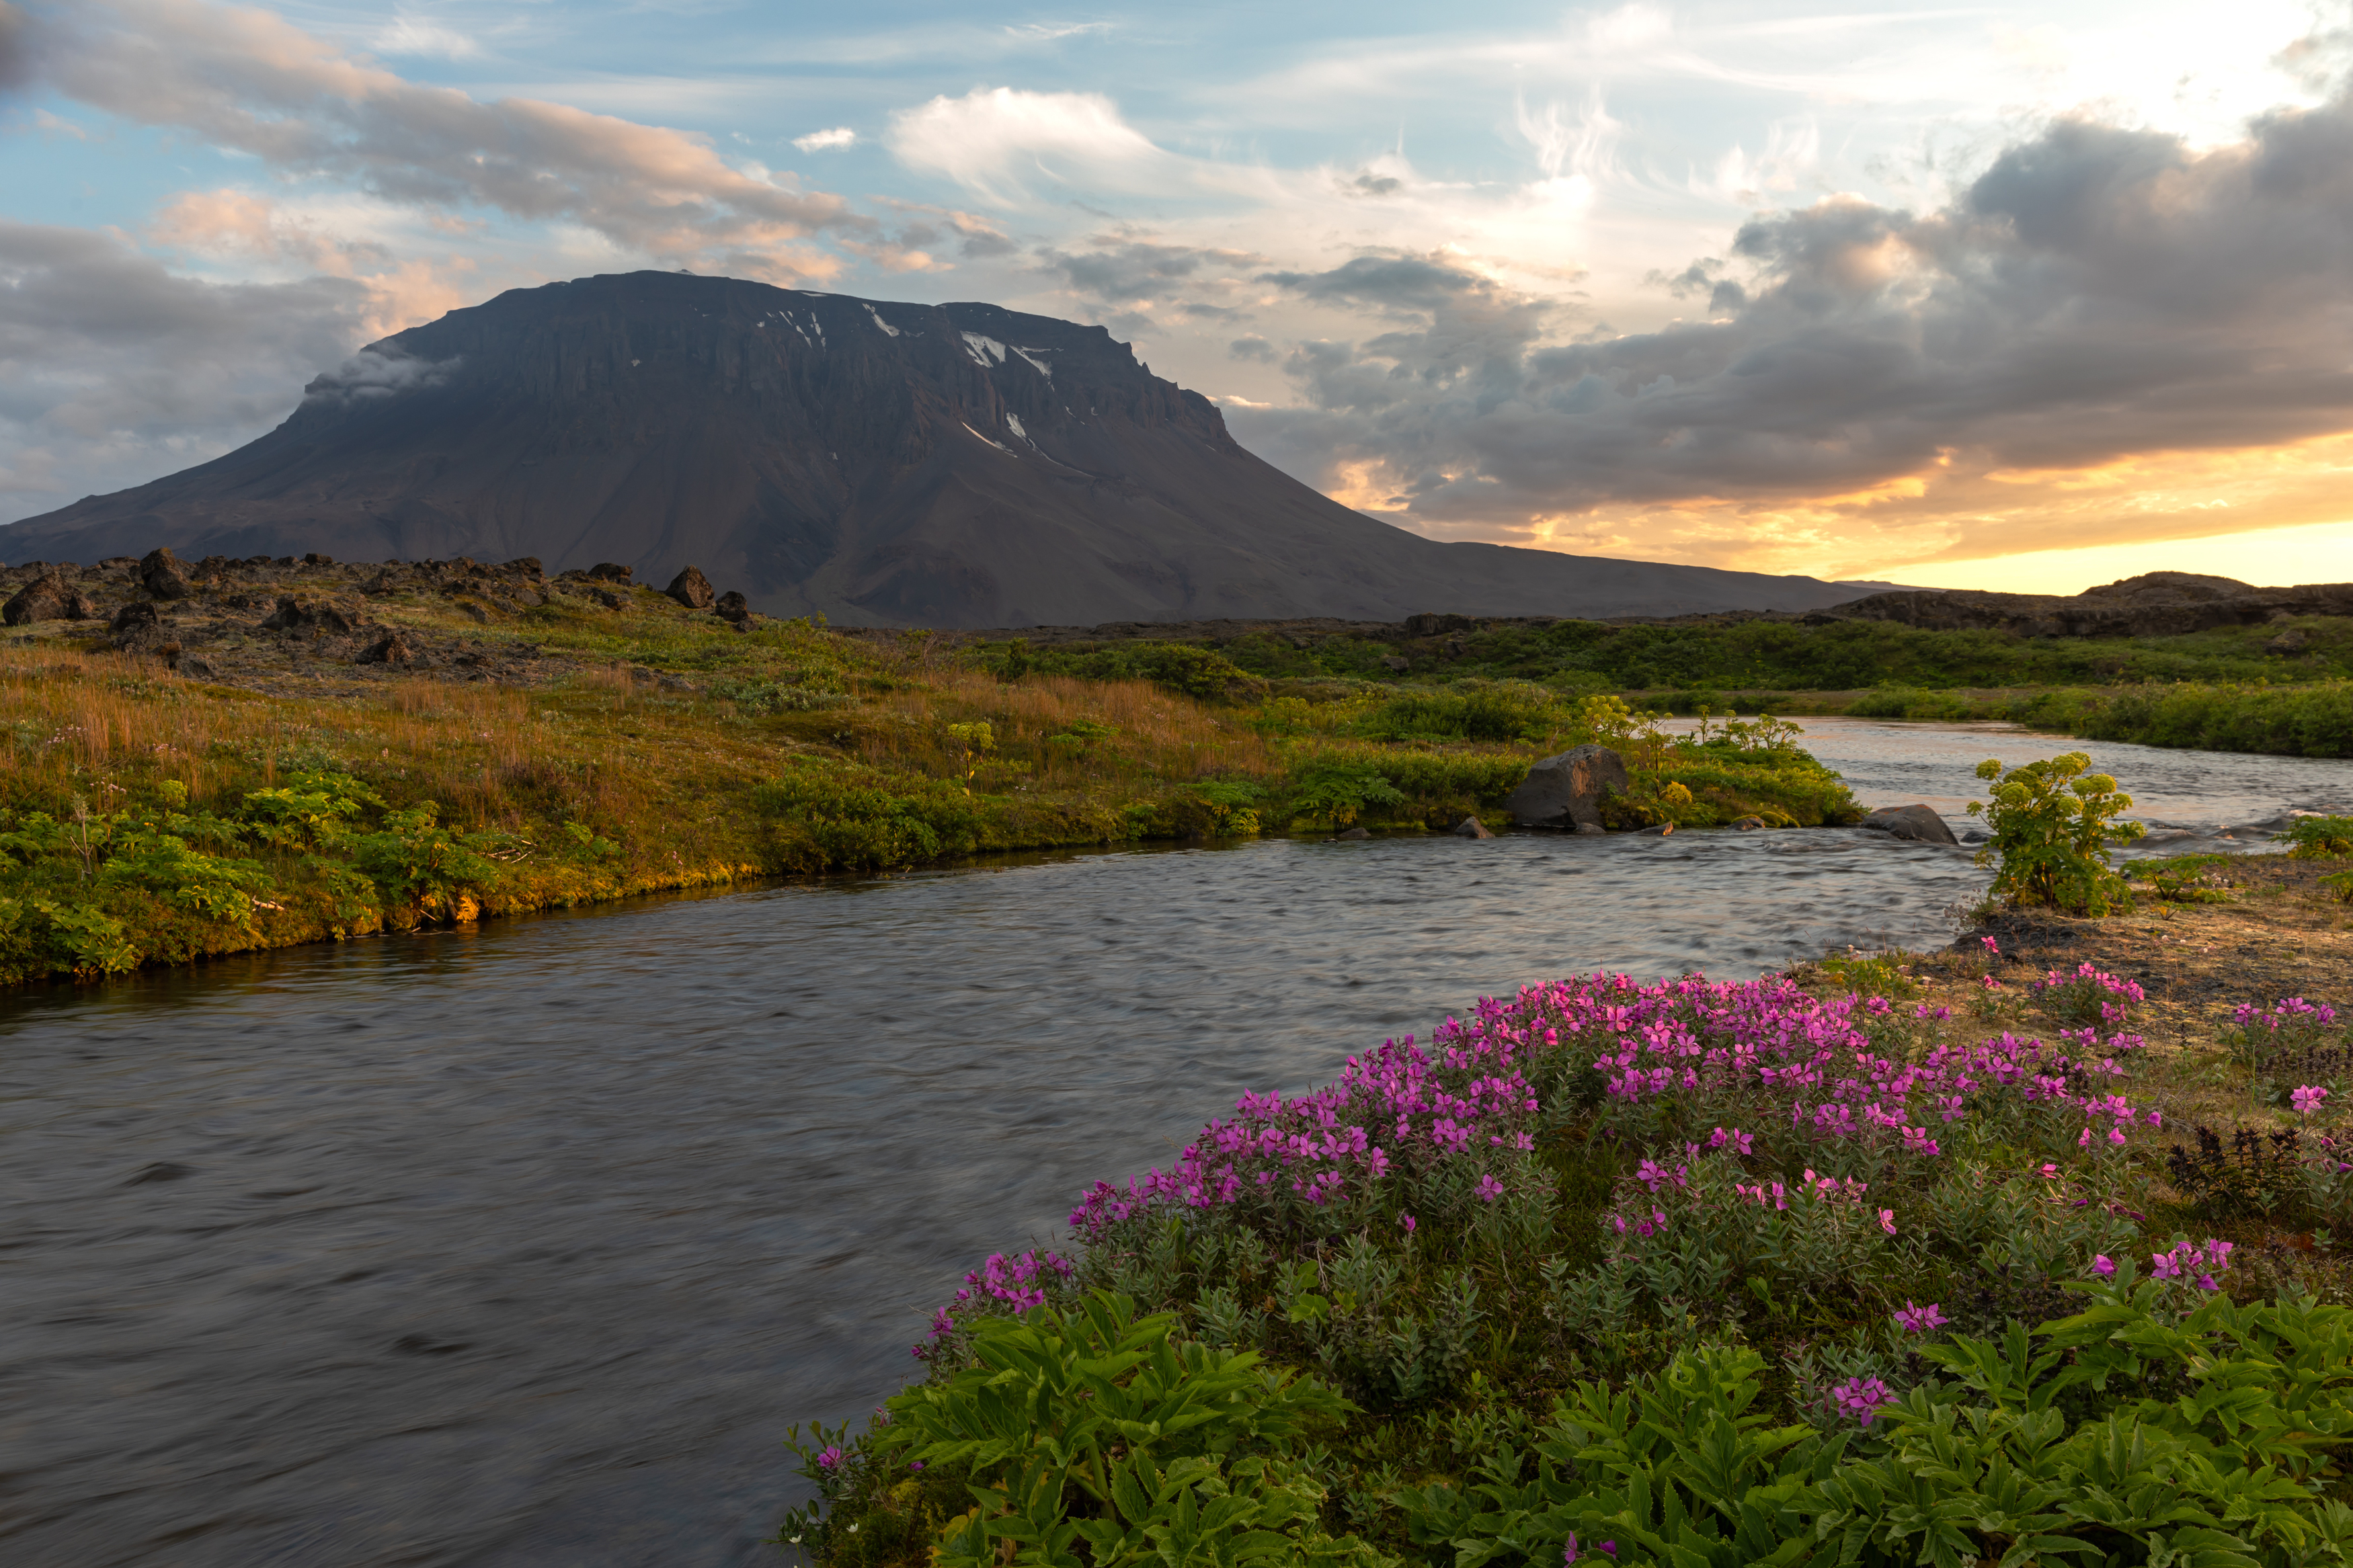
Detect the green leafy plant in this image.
<box><xmin>1289</xmin><ymin>766</ymin><xmax>1408</xmax><ymax>830</ymax></box>
<box><xmin>1967</xmin><ymin>753</ymin><xmax>2147</xmax><ymax>914</ymax></box>
<box><xmin>348</xmin><ymin>802</ymin><xmax>503</xmax><ymax>911</ymax></box>
<box><xmin>240</xmin><ymin>770</ymin><xmax>384</xmax><ymax>852</ymax></box>
<box><xmin>2278</xmin><ymin>815</ymin><xmax>2353</xmax><ymax>859</ymax></box>
<box><xmin>805</xmin><ymin>1293</ymin><xmax>1371</xmax><ymax>1568</ymax></box>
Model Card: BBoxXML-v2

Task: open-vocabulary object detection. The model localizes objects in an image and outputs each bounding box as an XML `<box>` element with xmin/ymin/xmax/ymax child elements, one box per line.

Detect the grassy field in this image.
<box><xmin>986</xmin><ymin>614</ymin><xmax>2353</xmax><ymax>755</ymax></box>
<box><xmin>0</xmin><ymin>593</ymin><xmax>1862</xmax><ymax>987</ymax></box>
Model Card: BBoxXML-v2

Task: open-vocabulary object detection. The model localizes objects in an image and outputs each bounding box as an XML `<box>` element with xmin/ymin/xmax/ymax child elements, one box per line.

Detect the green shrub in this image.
<box><xmin>752</xmin><ymin>761</ymin><xmax>992</xmax><ymax>870</ymax></box>
<box><xmin>2278</xmin><ymin>815</ymin><xmax>2353</xmax><ymax>858</ymax></box>
<box><xmin>1968</xmin><ymin>753</ymin><xmax>2147</xmax><ymax>914</ymax></box>
<box><xmin>785</xmin><ymin>1293</ymin><xmax>1377</xmax><ymax>1568</ymax></box>
<box><xmin>1359</xmin><ymin>685</ymin><xmax>1565</xmax><ymax>744</ymax></box>
<box><xmin>347</xmin><ymin>802</ymin><xmax>506</xmax><ymax>911</ymax></box>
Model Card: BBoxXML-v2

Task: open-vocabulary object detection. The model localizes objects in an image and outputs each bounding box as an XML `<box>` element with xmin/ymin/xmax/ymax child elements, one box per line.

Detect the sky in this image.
<box><xmin>3</xmin><ymin>0</ymin><xmax>2352</xmax><ymax>592</ymax></box>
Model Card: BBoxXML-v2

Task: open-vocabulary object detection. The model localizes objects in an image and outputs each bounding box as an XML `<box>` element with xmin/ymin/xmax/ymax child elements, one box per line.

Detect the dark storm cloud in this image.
<box><xmin>1228</xmin><ymin>335</ymin><xmax>1276</xmax><ymax>362</ymax></box>
<box><xmin>0</xmin><ymin>223</ymin><xmax>370</xmax><ymax>515</ymax></box>
<box><xmin>1036</xmin><ymin>237</ymin><xmax>1265</xmax><ymax>304</ymax></box>
<box><xmin>1240</xmin><ymin>87</ymin><xmax>2353</xmax><ymax>524</ymax></box>
<box><xmin>0</xmin><ymin>2</ymin><xmax>33</xmax><ymax>91</ymax></box>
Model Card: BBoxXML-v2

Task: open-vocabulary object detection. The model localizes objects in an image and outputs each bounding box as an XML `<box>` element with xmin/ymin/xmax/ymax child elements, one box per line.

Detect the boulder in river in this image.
<box><xmin>1334</xmin><ymin>825</ymin><xmax>1371</xmax><ymax>840</ymax></box>
<box><xmin>1451</xmin><ymin>816</ymin><xmax>1494</xmax><ymax>839</ymax></box>
<box><xmin>1505</xmin><ymin>743</ymin><xmax>1630</xmax><ymax>831</ymax></box>
<box><xmin>1859</xmin><ymin>804</ymin><xmax>1960</xmax><ymax>845</ymax></box>
<box><xmin>1730</xmin><ymin>815</ymin><xmax>1765</xmax><ymax>831</ymax></box>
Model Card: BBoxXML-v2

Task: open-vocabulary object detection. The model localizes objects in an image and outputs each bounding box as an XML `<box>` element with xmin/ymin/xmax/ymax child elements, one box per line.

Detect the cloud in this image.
<box><xmin>0</xmin><ymin>1</ymin><xmax>30</xmax><ymax>92</ymax></box>
<box><xmin>886</xmin><ymin>87</ymin><xmax>1180</xmax><ymax>204</ymax></box>
<box><xmin>793</xmin><ymin>126</ymin><xmax>856</xmax><ymax>152</ymax></box>
<box><xmin>1037</xmin><ymin>236</ymin><xmax>1265</xmax><ymax>303</ymax></box>
<box><xmin>1228</xmin><ymin>334</ymin><xmax>1275</xmax><ymax>362</ymax></box>
<box><xmin>371</xmin><ymin>14</ymin><xmax>479</xmax><ymax>60</ymax></box>
<box><xmin>301</xmin><ymin>346</ymin><xmax>461</xmax><ymax>405</ymax></box>
<box><xmin>1232</xmin><ymin>85</ymin><xmax>2353</xmax><ymax>571</ymax></box>
<box><xmin>25</xmin><ymin>0</ymin><xmax>871</xmax><ymax>280</ymax></box>
<box><xmin>0</xmin><ymin>222</ymin><xmax>378</xmax><ymax>515</ymax></box>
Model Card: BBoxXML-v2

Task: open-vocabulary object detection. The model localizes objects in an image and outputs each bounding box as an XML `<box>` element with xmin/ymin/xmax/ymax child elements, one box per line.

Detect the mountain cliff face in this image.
<box><xmin>1</xmin><ymin>271</ymin><xmax>1890</xmax><ymax>626</ymax></box>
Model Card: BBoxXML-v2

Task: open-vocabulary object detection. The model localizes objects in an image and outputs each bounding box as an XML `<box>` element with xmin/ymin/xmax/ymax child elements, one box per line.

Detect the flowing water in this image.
<box><xmin>3</xmin><ymin>721</ymin><xmax>2348</xmax><ymax>1566</ymax></box>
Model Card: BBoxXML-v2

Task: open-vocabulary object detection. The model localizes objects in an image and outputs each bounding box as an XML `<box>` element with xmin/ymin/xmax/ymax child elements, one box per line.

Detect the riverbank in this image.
<box><xmin>0</xmin><ymin>578</ymin><xmax>1859</xmax><ymax>986</ymax></box>
<box><xmin>791</xmin><ymin>842</ymin><xmax>2353</xmax><ymax>1568</ymax></box>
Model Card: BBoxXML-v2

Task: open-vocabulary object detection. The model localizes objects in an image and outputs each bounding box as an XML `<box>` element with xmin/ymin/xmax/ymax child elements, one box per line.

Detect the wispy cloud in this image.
<box><xmin>793</xmin><ymin>126</ymin><xmax>857</xmax><ymax>152</ymax></box>
<box><xmin>370</xmin><ymin>13</ymin><xmax>480</xmax><ymax>61</ymax></box>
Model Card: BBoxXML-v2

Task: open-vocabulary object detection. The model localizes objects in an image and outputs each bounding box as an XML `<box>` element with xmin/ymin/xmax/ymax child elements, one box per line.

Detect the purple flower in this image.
<box><xmin>2294</xmin><ymin>1084</ymin><xmax>2331</xmax><ymax>1116</ymax></box>
<box><xmin>2196</xmin><ymin>1274</ymin><xmax>2220</xmax><ymax>1292</ymax></box>
<box><xmin>815</xmin><ymin>1445</ymin><xmax>844</xmax><ymax>1471</ymax></box>
<box><xmin>1830</xmin><ymin>1376</ymin><xmax>1897</xmax><ymax>1424</ymax></box>
<box><xmin>1878</xmin><ymin>1208</ymin><xmax>1897</xmax><ymax>1235</ymax></box>
<box><xmin>2151</xmin><ymin>1252</ymin><xmax>2181</xmax><ymax>1280</ymax></box>
<box><xmin>910</xmin><ymin>1459</ymin><xmax>925</xmax><ymax>1471</ymax></box>
<box><xmin>1894</xmin><ymin>1301</ymin><xmax>1948</xmax><ymax>1333</ymax></box>
<box><xmin>2093</xmin><ymin>1254</ymin><xmax>2116</xmax><ymax>1277</ymax></box>
<box><xmin>2205</xmin><ymin>1239</ymin><xmax>2235</xmax><ymax>1272</ymax></box>
<box><xmin>1400</xmin><ymin>1213</ymin><xmax>1417</xmax><ymax>1233</ymax></box>
<box><xmin>1475</xmin><ymin>1173</ymin><xmax>1506</xmax><ymax>1204</ymax></box>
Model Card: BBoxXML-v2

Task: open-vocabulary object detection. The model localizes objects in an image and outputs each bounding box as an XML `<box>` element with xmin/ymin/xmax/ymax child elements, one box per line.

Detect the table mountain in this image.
<box><xmin>1</xmin><ymin>270</ymin><xmax>1895</xmax><ymax>626</ymax></box>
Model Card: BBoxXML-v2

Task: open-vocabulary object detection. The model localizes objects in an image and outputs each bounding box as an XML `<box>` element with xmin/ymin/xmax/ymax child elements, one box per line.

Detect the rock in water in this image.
<box><xmin>1505</xmin><ymin>744</ymin><xmax>1631</xmax><ymax>831</ymax></box>
<box><xmin>1859</xmin><ymin>804</ymin><xmax>1960</xmax><ymax>845</ymax></box>
<box><xmin>1730</xmin><ymin>815</ymin><xmax>1765</xmax><ymax>831</ymax></box>
<box><xmin>1334</xmin><ymin>826</ymin><xmax>1371</xmax><ymax>840</ymax></box>
<box><xmin>1451</xmin><ymin>817</ymin><xmax>1494</xmax><ymax>839</ymax></box>
<box><xmin>665</xmin><ymin>565</ymin><xmax>715</xmax><ymax>610</ymax></box>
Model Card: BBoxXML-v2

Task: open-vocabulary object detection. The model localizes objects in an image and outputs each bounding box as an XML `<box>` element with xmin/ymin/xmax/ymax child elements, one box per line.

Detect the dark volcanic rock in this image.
<box><xmin>4</xmin><ymin>571</ymin><xmax>86</xmax><ymax>624</ymax></box>
<box><xmin>259</xmin><ymin>596</ymin><xmax>361</xmax><ymax>635</ymax></box>
<box><xmin>1451</xmin><ymin>816</ymin><xmax>1494</xmax><ymax>839</ymax></box>
<box><xmin>665</xmin><ymin>565</ymin><xmax>715</xmax><ymax>609</ymax></box>
<box><xmin>1</xmin><ymin>270</ymin><xmax>1901</xmax><ymax>628</ymax></box>
<box><xmin>1860</xmin><ymin>804</ymin><xmax>1961</xmax><ymax>845</ymax></box>
<box><xmin>109</xmin><ymin>600</ymin><xmax>171</xmax><ymax>651</ymax></box>
<box><xmin>1505</xmin><ymin>744</ymin><xmax>1631</xmax><ymax>831</ymax></box>
<box><xmin>141</xmin><ymin>546</ymin><xmax>192</xmax><ymax>600</ymax></box>
<box><xmin>357</xmin><ymin>632</ymin><xmax>416</xmax><ymax>666</ymax></box>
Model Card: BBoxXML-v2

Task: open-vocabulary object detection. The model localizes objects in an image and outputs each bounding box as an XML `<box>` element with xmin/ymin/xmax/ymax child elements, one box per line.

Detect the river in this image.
<box><xmin>2</xmin><ymin>719</ymin><xmax>2346</xmax><ymax>1565</ymax></box>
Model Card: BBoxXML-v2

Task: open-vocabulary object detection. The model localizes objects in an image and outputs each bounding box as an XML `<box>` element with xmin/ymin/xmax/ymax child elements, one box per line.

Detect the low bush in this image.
<box><xmin>1968</xmin><ymin>752</ymin><xmax>2147</xmax><ymax>915</ymax></box>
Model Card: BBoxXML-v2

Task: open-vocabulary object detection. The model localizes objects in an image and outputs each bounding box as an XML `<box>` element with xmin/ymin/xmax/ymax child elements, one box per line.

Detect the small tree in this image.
<box><xmin>1968</xmin><ymin>753</ymin><xmax>2146</xmax><ymax>915</ymax></box>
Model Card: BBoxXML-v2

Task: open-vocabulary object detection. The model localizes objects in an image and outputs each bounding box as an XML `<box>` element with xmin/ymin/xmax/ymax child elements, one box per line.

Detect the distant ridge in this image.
<box><xmin>2</xmin><ymin>270</ymin><xmax>1903</xmax><ymax>628</ymax></box>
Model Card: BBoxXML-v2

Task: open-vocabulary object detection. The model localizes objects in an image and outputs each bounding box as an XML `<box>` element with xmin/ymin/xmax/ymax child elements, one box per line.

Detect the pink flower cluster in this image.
<box><xmin>2151</xmin><ymin>1237</ymin><xmax>2233</xmax><ymax>1290</ymax></box>
<box><xmin>2235</xmin><ymin>997</ymin><xmax>2340</xmax><ymax>1031</ymax></box>
<box><xmin>1893</xmin><ymin>1300</ymin><xmax>1948</xmax><ymax>1333</ymax></box>
<box><xmin>2030</xmin><ymin>962</ymin><xmax>2145</xmax><ymax>1026</ymax></box>
<box><xmin>1070</xmin><ymin>997</ymin><xmax>1552</xmax><ymax>1237</ymax></box>
<box><xmin>1566</xmin><ymin>971</ymin><xmax>2150</xmax><ymax>1154</ymax></box>
<box><xmin>2295</xmin><ymin>1084</ymin><xmax>2331</xmax><ymax>1117</ymax></box>
<box><xmin>1066</xmin><ymin>973</ymin><xmax>2159</xmax><ymax>1245</ymax></box>
<box><xmin>1830</xmin><ymin>1375</ymin><xmax>1897</xmax><ymax>1424</ymax></box>
<box><xmin>955</xmin><ymin>1249</ymin><xmax>1075</xmax><ymax>1312</ymax></box>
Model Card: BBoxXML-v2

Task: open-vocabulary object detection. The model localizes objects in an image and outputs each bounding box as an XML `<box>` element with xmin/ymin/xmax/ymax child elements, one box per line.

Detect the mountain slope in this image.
<box><xmin>1</xmin><ymin>271</ymin><xmax>1892</xmax><ymax>626</ymax></box>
